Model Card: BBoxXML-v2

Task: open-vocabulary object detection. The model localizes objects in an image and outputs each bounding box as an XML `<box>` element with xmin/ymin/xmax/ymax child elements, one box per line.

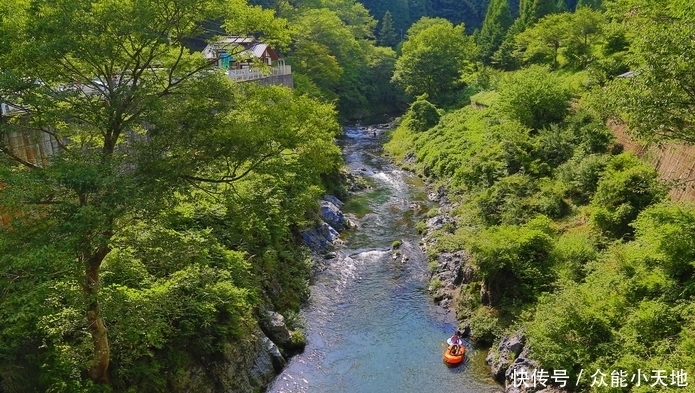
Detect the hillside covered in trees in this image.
<box><xmin>386</xmin><ymin>0</ymin><xmax>695</xmax><ymax>391</ymax></box>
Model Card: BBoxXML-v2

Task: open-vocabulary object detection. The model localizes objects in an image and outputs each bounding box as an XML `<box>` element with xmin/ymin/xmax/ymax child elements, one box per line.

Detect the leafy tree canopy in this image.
<box><xmin>493</xmin><ymin>65</ymin><xmax>572</xmax><ymax>129</ymax></box>
<box><xmin>0</xmin><ymin>0</ymin><xmax>340</xmax><ymax>387</ymax></box>
<box><xmin>392</xmin><ymin>18</ymin><xmax>477</xmax><ymax>106</ymax></box>
<box><xmin>591</xmin><ymin>0</ymin><xmax>695</xmax><ymax>143</ymax></box>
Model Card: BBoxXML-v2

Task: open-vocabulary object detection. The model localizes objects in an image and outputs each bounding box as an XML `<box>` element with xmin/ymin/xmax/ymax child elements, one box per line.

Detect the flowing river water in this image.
<box><xmin>268</xmin><ymin>126</ymin><xmax>501</xmax><ymax>393</ymax></box>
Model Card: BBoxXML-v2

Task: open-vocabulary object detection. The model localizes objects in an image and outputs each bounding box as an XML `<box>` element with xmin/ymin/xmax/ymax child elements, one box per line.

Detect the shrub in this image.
<box><xmin>534</xmin><ymin>124</ymin><xmax>575</xmax><ymax>168</ymax></box>
<box><xmin>469</xmin><ymin>307</ymin><xmax>502</xmax><ymax>346</ymax></box>
<box><xmin>475</xmin><ymin>174</ymin><xmax>538</xmax><ymax>225</ymax></box>
<box><xmin>591</xmin><ymin>154</ymin><xmax>666</xmax><ymax>239</ymax></box>
<box><xmin>525</xmin><ymin>285</ymin><xmax>616</xmax><ymax>376</ymax></box>
<box><xmin>632</xmin><ymin>203</ymin><xmax>695</xmax><ymax>282</ymax></box>
<box><xmin>558</xmin><ymin>153</ymin><xmax>611</xmax><ymax>204</ymax></box>
<box><xmin>468</xmin><ymin>223</ymin><xmax>555</xmax><ymax>306</ymax></box>
<box><xmin>564</xmin><ymin>109</ymin><xmax>614</xmax><ymax>154</ymax></box>
<box><xmin>494</xmin><ymin>66</ymin><xmax>573</xmax><ymax>130</ymax></box>
<box><xmin>405</xmin><ymin>94</ymin><xmax>441</xmax><ymax>132</ymax></box>
<box><xmin>531</xmin><ymin>179</ymin><xmax>570</xmax><ymax>220</ymax></box>
<box><xmin>552</xmin><ymin>231</ymin><xmax>598</xmax><ymax>282</ymax></box>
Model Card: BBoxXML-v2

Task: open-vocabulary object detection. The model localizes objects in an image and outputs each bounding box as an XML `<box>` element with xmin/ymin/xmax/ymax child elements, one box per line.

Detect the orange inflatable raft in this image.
<box><xmin>443</xmin><ymin>344</ymin><xmax>465</xmax><ymax>365</ymax></box>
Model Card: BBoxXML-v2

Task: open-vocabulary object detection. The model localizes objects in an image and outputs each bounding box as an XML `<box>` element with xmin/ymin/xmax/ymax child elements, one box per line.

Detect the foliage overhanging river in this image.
<box><xmin>268</xmin><ymin>125</ymin><xmax>501</xmax><ymax>393</ymax></box>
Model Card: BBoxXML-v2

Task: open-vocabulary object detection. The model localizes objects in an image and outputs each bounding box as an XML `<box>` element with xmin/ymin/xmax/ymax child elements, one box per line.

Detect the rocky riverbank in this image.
<box><xmin>417</xmin><ymin>183</ymin><xmax>567</xmax><ymax>393</ymax></box>
<box><xmin>419</xmin><ymin>185</ymin><xmax>466</xmax><ymax>311</ymax></box>
<box><xmin>216</xmin><ymin>191</ymin><xmax>356</xmax><ymax>393</ymax></box>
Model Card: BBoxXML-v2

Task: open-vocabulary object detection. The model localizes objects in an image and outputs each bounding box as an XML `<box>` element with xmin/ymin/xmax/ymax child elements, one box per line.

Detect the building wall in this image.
<box><xmin>253</xmin><ymin>74</ymin><xmax>294</xmax><ymax>88</ymax></box>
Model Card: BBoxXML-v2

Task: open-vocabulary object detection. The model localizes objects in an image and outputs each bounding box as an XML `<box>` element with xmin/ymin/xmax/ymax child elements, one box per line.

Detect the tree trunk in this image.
<box><xmin>83</xmin><ymin>244</ymin><xmax>111</xmax><ymax>383</ymax></box>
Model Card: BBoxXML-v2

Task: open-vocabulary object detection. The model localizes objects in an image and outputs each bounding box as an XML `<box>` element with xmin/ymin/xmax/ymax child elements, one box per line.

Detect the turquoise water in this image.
<box><xmin>268</xmin><ymin>127</ymin><xmax>501</xmax><ymax>393</ymax></box>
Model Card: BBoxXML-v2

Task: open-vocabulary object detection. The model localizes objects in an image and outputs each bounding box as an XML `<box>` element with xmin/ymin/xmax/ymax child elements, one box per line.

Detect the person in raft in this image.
<box><xmin>449</xmin><ymin>331</ymin><xmax>462</xmax><ymax>345</ymax></box>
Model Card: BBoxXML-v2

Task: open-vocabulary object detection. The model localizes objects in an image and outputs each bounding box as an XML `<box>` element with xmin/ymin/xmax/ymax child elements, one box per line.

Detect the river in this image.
<box><xmin>268</xmin><ymin>125</ymin><xmax>501</xmax><ymax>393</ymax></box>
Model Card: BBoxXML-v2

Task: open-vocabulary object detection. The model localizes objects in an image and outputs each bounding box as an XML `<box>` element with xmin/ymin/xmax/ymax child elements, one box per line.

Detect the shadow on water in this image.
<box><xmin>268</xmin><ymin>126</ymin><xmax>501</xmax><ymax>393</ymax></box>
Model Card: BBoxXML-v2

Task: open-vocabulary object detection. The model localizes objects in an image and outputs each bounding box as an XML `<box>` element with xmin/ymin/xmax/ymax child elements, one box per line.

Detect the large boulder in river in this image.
<box><xmin>252</xmin><ymin>337</ymin><xmax>287</xmax><ymax>377</ymax></box>
<box><xmin>320</xmin><ymin>200</ymin><xmax>348</xmax><ymax>231</ymax></box>
<box><xmin>302</xmin><ymin>223</ymin><xmax>341</xmax><ymax>252</ymax></box>
<box><xmin>323</xmin><ymin>194</ymin><xmax>344</xmax><ymax>208</ymax></box>
<box><xmin>260</xmin><ymin>311</ymin><xmax>291</xmax><ymax>346</ymax></box>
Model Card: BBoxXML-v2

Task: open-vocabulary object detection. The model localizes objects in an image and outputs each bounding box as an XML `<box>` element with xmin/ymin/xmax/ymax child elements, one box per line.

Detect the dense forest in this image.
<box><xmin>1</xmin><ymin>0</ymin><xmax>695</xmax><ymax>391</ymax></box>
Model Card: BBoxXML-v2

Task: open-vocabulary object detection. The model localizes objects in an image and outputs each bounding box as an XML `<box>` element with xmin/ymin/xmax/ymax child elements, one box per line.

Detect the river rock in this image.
<box><xmin>345</xmin><ymin>171</ymin><xmax>369</xmax><ymax>192</ymax></box>
<box><xmin>302</xmin><ymin>223</ymin><xmax>340</xmax><ymax>252</ymax></box>
<box><xmin>260</xmin><ymin>337</ymin><xmax>287</xmax><ymax>373</ymax></box>
<box><xmin>260</xmin><ymin>311</ymin><xmax>291</xmax><ymax>346</ymax></box>
<box><xmin>427</xmin><ymin>185</ymin><xmax>448</xmax><ymax>204</ymax></box>
<box><xmin>503</xmin><ymin>347</ymin><xmax>541</xmax><ymax>393</ymax></box>
<box><xmin>404</xmin><ymin>152</ymin><xmax>416</xmax><ymax>164</ymax></box>
<box><xmin>487</xmin><ymin>331</ymin><xmax>526</xmax><ymax>382</ymax></box>
<box><xmin>428</xmin><ymin>250</ymin><xmax>468</xmax><ymax>307</ymax></box>
<box><xmin>323</xmin><ymin>194</ymin><xmax>344</xmax><ymax>208</ymax></box>
<box><xmin>320</xmin><ymin>200</ymin><xmax>348</xmax><ymax>231</ymax></box>
<box><xmin>426</xmin><ymin>215</ymin><xmax>456</xmax><ymax>232</ymax></box>
<box><xmin>535</xmin><ymin>387</ymin><xmax>567</xmax><ymax>393</ymax></box>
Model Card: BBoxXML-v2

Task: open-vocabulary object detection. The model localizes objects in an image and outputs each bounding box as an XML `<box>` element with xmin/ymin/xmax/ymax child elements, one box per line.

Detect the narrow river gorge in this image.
<box><xmin>268</xmin><ymin>126</ymin><xmax>501</xmax><ymax>393</ymax></box>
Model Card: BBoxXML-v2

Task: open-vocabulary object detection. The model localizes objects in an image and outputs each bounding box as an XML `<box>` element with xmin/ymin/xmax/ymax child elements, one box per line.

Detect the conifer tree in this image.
<box><xmin>518</xmin><ymin>0</ymin><xmax>558</xmax><ymax>27</ymax></box>
<box><xmin>477</xmin><ymin>0</ymin><xmax>514</xmax><ymax>63</ymax></box>
<box><xmin>378</xmin><ymin>11</ymin><xmax>399</xmax><ymax>47</ymax></box>
<box><xmin>390</xmin><ymin>0</ymin><xmax>411</xmax><ymax>35</ymax></box>
<box><xmin>575</xmin><ymin>0</ymin><xmax>601</xmax><ymax>9</ymax></box>
<box><xmin>556</xmin><ymin>0</ymin><xmax>568</xmax><ymax>12</ymax></box>
<box><xmin>409</xmin><ymin>0</ymin><xmax>429</xmax><ymax>23</ymax></box>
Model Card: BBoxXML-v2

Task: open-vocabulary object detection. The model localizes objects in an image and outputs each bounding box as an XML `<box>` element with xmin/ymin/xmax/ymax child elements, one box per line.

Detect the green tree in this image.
<box><xmin>575</xmin><ymin>0</ymin><xmax>601</xmax><ymax>9</ymax></box>
<box><xmin>563</xmin><ymin>7</ymin><xmax>604</xmax><ymax>69</ymax></box>
<box><xmin>388</xmin><ymin>0</ymin><xmax>411</xmax><ymax>34</ymax></box>
<box><xmin>477</xmin><ymin>0</ymin><xmax>514</xmax><ymax>63</ymax></box>
<box><xmin>408</xmin><ymin>0</ymin><xmax>430</xmax><ymax>24</ymax></box>
<box><xmin>594</xmin><ymin>0</ymin><xmax>695</xmax><ymax>143</ymax></box>
<box><xmin>514</xmin><ymin>7</ymin><xmax>603</xmax><ymax>69</ymax></box>
<box><xmin>392</xmin><ymin>18</ymin><xmax>477</xmax><ymax>105</ymax></box>
<box><xmin>428</xmin><ymin>0</ymin><xmax>491</xmax><ymax>31</ymax></box>
<box><xmin>0</xmin><ymin>0</ymin><xmax>339</xmax><ymax>385</ymax></box>
<box><xmin>590</xmin><ymin>154</ymin><xmax>666</xmax><ymax>239</ymax></box>
<box><xmin>300</xmin><ymin>0</ymin><xmax>377</xmax><ymax>40</ymax></box>
<box><xmin>404</xmin><ymin>94</ymin><xmax>441</xmax><ymax>132</ymax></box>
<box><xmin>288</xmin><ymin>8</ymin><xmax>365</xmax><ymax>117</ymax></box>
<box><xmin>518</xmin><ymin>0</ymin><xmax>558</xmax><ymax>27</ymax></box>
<box><xmin>494</xmin><ymin>66</ymin><xmax>572</xmax><ymax>129</ymax></box>
<box><xmin>378</xmin><ymin>11</ymin><xmax>398</xmax><ymax>47</ymax></box>
<box><xmin>514</xmin><ymin>12</ymin><xmax>571</xmax><ymax>68</ymax></box>
<box><xmin>362</xmin><ymin>45</ymin><xmax>403</xmax><ymax>112</ymax></box>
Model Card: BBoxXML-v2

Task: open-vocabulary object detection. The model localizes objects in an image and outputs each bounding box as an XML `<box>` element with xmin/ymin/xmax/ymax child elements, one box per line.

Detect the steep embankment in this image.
<box><xmin>611</xmin><ymin>122</ymin><xmax>695</xmax><ymax>201</ymax></box>
<box><xmin>386</xmin><ymin>66</ymin><xmax>695</xmax><ymax>393</ymax></box>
